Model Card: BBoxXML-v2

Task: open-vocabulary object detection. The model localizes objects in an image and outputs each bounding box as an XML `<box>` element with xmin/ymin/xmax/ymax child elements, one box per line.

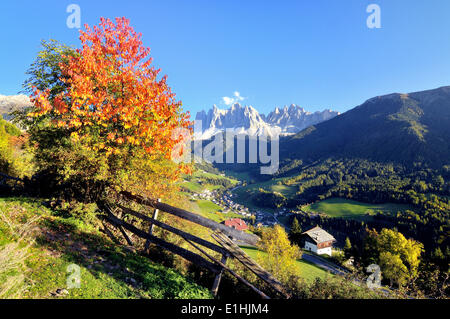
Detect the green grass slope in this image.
<box><xmin>0</xmin><ymin>197</ymin><xmax>212</xmax><ymax>299</ymax></box>
<box><xmin>240</xmin><ymin>246</ymin><xmax>332</xmax><ymax>283</ymax></box>
<box><xmin>180</xmin><ymin>169</ymin><xmax>239</xmax><ymax>193</ymax></box>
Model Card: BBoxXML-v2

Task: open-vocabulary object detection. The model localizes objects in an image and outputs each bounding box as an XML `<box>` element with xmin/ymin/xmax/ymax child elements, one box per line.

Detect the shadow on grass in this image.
<box><xmin>1</xmin><ymin>195</ymin><xmax>260</xmax><ymax>299</ymax></box>
<box><xmin>0</xmin><ymin>195</ymin><xmax>46</xmax><ymax>205</ymax></box>
<box><xmin>34</xmin><ymin>216</ymin><xmax>212</xmax><ymax>299</ymax></box>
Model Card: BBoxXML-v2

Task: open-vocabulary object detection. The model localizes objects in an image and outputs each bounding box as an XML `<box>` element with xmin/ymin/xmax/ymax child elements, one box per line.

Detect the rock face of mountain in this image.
<box><xmin>264</xmin><ymin>104</ymin><xmax>338</xmax><ymax>134</ymax></box>
<box><xmin>194</xmin><ymin>103</ymin><xmax>339</xmax><ymax>139</ymax></box>
<box><xmin>280</xmin><ymin>86</ymin><xmax>450</xmax><ymax>168</ymax></box>
<box><xmin>0</xmin><ymin>94</ymin><xmax>32</xmax><ymax>120</ymax></box>
<box><xmin>195</xmin><ymin>104</ymin><xmax>280</xmax><ymax>139</ymax></box>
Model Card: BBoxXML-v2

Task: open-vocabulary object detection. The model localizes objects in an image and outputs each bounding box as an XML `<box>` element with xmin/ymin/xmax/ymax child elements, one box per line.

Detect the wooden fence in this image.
<box><xmin>0</xmin><ymin>173</ymin><xmax>23</xmax><ymax>188</ymax></box>
<box><xmin>0</xmin><ymin>172</ymin><xmax>289</xmax><ymax>298</ymax></box>
<box><xmin>99</xmin><ymin>191</ymin><xmax>290</xmax><ymax>299</ymax></box>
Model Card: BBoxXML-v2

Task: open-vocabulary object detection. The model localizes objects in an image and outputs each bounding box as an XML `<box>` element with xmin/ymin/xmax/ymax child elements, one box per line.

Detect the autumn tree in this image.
<box><xmin>364</xmin><ymin>228</ymin><xmax>424</xmax><ymax>287</ymax></box>
<box><xmin>22</xmin><ymin>18</ymin><xmax>191</xmax><ymax>201</ymax></box>
<box><xmin>379</xmin><ymin>251</ymin><xmax>409</xmax><ymax>286</ymax></box>
<box><xmin>0</xmin><ymin>123</ymin><xmax>13</xmax><ymax>174</ymax></box>
<box><xmin>0</xmin><ymin>118</ymin><xmax>30</xmax><ymax>178</ymax></box>
<box><xmin>257</xmin><ymin>225</ymin><xmax>302</xmax><ymax>283</ymax></box>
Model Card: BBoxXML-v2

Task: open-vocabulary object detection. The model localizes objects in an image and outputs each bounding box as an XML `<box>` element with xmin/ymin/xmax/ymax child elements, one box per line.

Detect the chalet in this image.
<box><xmin>302</xmin><ymin>226</ymin><xmax>335</xmax><ymax>256</ymax></box>
<box><xmin>223</xmin><ymin>218</ymin><xmax>248</xmax><ymax>231</ymax></box>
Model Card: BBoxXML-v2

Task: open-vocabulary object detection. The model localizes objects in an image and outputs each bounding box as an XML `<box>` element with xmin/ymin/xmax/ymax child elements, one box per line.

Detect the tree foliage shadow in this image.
<box><xmin>34</xmin><ymin>216</ymin><xmax>212</xmax><ymax>298</ymax></box>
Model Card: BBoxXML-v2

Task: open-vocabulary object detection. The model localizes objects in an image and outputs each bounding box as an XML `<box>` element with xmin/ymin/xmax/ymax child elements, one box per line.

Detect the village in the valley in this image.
<box><xmin>190</xmin><ymin>186</ymin><xmax>278</xmax><ymax>227</ymax></box>
<box><xmin>183</xmin><ymin>173</ymin><xmax>345</xmax><ymax>262</ymax></box>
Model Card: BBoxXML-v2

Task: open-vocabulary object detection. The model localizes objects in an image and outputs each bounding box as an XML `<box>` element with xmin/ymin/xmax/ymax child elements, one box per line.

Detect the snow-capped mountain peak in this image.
<box><xmin>0</xmin><ymin>94</ymin><xmax>33</xmax><ymax>120</ymax></box>
<box><xmin>194</xmin><ymin>103</ymin><xmax>339</xmax><ymax>139</ymax></box>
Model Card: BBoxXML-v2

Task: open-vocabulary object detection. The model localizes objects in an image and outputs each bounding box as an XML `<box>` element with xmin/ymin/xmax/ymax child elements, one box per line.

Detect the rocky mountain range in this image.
<box><xmin>194</xmin><ymin>103</ymin><xmax>339</xmax><ymax>139</ymax></box>
<box><xmin>0</xmin><ymin>94</ymin><xmax>32</xmax><ymax>120</ymax></box>
<box><xmin>0</xmin><ymin>94</ymin><xmax>340</xmax><ymax>139</ymax></box>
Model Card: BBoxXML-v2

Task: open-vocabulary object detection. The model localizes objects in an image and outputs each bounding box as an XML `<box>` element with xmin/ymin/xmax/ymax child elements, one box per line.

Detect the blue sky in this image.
<box><xmin>1</xmin><ymin>0</ymin><xmax>450</xmax><ymax>116</ymax></box>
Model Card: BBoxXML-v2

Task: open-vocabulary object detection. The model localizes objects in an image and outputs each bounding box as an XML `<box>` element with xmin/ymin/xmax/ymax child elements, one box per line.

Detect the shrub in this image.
<box><xmin>257</xmin><ymin>225</ymin><xmax>301</xmax><ymax>283</ymax></box>
<box><xmin>0</xmin><ymin>119</ymin><xmax>33</xmax><ymax>179</ymax></box>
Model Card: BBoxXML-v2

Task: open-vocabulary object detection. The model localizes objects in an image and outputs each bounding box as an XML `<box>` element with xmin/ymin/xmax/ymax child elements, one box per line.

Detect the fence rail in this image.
<box><xmin>212</xmin><ymin>231</ymin><xmax>290</xmax><ymax>298</ymax></box>
<box><xmin>120</xmin><ymin>191</ymin><xmax>260</xmax><ymax>246</ymax></box>
<box><xmin>115</xmin><ymin>203</ymin><xmax>229</xmax><ymax>256</ymax></box>
<box><xmin>101</xmin><ymin>203</ymin><xmax>222</xmax><ymax>274</ymax></box>
<box><xmin>0</xmin><ymin>173</ymin><xmax>23</xmax><ymax>187</ymax></box>
<box><xmin>99</xmin><ymin>191</ymin><xmax>288</xmax><ymax>298</ymax></box>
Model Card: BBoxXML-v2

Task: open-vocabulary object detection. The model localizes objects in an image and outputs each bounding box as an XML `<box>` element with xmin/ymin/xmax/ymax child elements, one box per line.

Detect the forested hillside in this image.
<box><xmin>219</xmin><ymin>87</ymin><xmax>450</xmax><ymax>298</ymax></box>
<box><xmin>281</xmin><ymin>86</ymin><xmax>450</xmax><ymax>168</ymax></box>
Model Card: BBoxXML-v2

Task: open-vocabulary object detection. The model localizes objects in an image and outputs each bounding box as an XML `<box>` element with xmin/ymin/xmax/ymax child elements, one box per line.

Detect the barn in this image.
<box><xmin>302</xmin><ymin>226</ymin><xmax>336</xmax><ymax>256</ymax></box>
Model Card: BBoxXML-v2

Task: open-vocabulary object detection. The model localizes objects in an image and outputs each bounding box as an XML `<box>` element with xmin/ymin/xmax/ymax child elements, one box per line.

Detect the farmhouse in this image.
<box><xmin>223</xmin><ymin>218</ymin><xmax>248</xmax><ymax>231</ymax></box>
<box><xmin>302</xmin><ymin>226</ymin><xmax>335</xmax><ymax>256</ymax></box>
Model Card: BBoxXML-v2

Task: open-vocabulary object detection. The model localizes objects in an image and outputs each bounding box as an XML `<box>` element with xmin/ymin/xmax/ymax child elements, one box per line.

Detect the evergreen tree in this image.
<box><xmin>289</xmin><ymin>217</ymin><xmax>303</xmax><ymax>245</ymax></box>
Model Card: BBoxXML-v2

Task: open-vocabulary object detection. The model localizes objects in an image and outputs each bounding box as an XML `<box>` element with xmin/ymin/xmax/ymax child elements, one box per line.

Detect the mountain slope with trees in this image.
<box><xmin>227</xmin><ymin>87</ymin><xmax>450</xmax><ymax>297</ymax></box>
<box><xmin>281</xmin><ymin>86</ymin><xmax>450</xmax><ymax>169</ymax></box>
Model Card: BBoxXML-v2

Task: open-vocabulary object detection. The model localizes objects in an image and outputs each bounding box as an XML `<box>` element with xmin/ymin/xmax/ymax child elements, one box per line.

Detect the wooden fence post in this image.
<box><xmin>117</xmin><ymin>211</ymin><xmax>134</xmax><ymax>247</ymax></box>
<box><xmin>211</xmin><ymin>254</ymin><xmax>228</xmax><ymax>297</ymax></box>
<box><xmin>144</xmin><ymin>198</ymin><xmax>161</xmax><ymax>251</ymax></box>
<box><xmin>99</xmin><ymin>195</ymin><xmax>279</xmax><ymax>299</ymax></box>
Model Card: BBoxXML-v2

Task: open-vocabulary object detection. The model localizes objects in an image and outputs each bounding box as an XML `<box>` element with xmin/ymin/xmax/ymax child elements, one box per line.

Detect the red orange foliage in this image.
<box><xmin>29</xmin><ymin>17</ymin><xmax>192</xmax><ymax>189</ymax></box>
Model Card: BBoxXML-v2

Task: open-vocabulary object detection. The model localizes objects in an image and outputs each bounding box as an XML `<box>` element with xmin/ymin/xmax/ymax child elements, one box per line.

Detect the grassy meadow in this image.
<box><xmin>240</xmin><ymin>246</ymin><xmax>332</xmax><ymax>283</ymax></box>
<box><xmin>301</xmin><ymin>198</ymin><xmax>413</xmax><ymax>221</ymax></box>
<box><xmin>0</xmin><ymin>197</ymin><xmax>212</xmax><ymax>299</ymax></box>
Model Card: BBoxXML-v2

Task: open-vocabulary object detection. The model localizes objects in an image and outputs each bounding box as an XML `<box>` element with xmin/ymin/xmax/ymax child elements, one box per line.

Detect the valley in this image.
<box><xmin>185</xmin><ymin>86</ymin><xmax>450</xmax><ymax>299</ymax></box>
<box><xmin>2</xmin><ymin>82</ymin><xmax>449</xmax><ymax>299</ymax></box>
<box><xmin>1</xmin><ymin>1</ymin><xmax>449</xmax><ymax>304</ymax></box>
<box><xmin>179</xmin><ymin>166</ymin><xmax>280</xmax><ymax>227</ymax></box>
